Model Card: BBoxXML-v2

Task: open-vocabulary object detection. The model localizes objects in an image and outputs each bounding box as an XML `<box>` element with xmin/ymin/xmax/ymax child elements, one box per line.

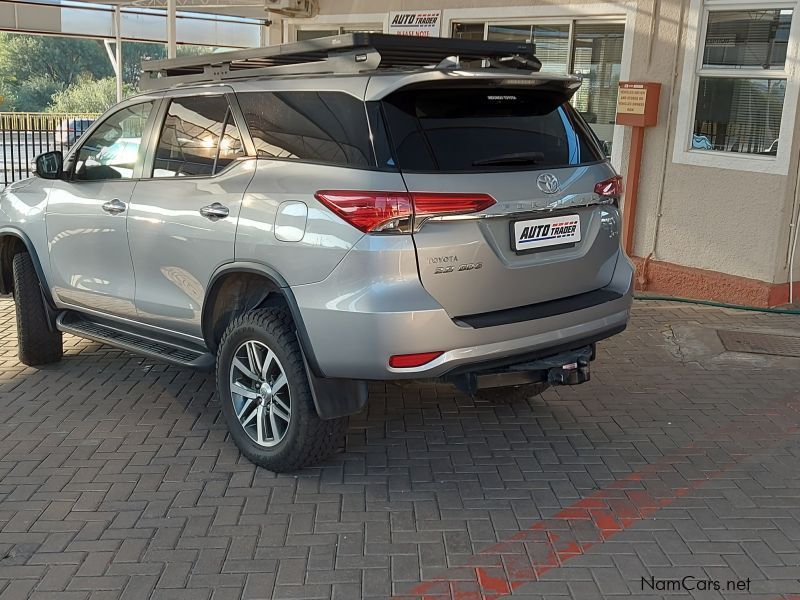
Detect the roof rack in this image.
<box><xmin>140</xmin><ymin>33</ymin><xmax>541</xmax><ymax>91</ymax></box>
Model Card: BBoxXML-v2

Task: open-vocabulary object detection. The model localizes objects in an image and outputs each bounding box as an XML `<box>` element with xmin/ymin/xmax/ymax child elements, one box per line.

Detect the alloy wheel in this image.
<box><xmin>229</xmin><ymin>340</ymin><xmax>291</xmax><ymax>448</ymax></box>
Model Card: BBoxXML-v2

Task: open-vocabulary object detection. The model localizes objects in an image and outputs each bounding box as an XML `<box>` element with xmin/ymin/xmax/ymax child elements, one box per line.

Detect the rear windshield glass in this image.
<box><xmin>381</xmin><ymin>88</ymin><xmax>605</xmax><ymax>172</ymax></box>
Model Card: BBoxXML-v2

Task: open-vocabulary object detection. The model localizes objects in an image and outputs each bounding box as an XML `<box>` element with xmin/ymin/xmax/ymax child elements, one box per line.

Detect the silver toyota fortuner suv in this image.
<box><xmin>0</xmin><ymin>34</ymin><xmax>633</xmax><ymax>472</ymax></box>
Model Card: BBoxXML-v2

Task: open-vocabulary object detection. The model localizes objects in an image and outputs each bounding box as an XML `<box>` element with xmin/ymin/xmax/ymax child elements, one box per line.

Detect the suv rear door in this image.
<box><xmin>378</xmin><ymin>82</ymin><xmax>623</xmax><ymax>319</ymax></box>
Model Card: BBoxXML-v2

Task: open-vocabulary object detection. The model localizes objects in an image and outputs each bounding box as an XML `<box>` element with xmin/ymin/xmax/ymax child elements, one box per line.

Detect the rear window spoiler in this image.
<box><xmin>366</xmin><ymin>72</ymin><xmax>583</xmax><ymax>103</ymax></box>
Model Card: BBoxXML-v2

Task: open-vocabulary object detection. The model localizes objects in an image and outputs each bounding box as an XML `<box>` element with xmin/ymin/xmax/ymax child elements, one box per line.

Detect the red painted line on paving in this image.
<box><xmin>395</xmin><ymin>411</ymin><xmax>800</xmax><ymax>600</ymax></box>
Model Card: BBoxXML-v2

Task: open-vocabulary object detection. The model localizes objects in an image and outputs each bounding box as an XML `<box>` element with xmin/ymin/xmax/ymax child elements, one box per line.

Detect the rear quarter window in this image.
<box><xmin>236</xmin><ymin>91</ymin><xmax>375</xmax><ymax>169</ymax></box>
<box><xmin>382</xmin><ymin>87</ymin><xmax>605</xmax><ymax>173</ymax></box>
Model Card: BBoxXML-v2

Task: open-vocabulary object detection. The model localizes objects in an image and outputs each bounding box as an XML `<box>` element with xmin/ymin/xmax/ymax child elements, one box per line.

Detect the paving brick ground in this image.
<box><xmin>0</xmin><ymin>297</ymin><xmax>798</xmax><ymax>599</ymax></box>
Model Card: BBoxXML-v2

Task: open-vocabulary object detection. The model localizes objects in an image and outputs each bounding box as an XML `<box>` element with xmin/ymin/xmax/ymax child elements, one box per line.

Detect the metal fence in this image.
<box><xmin>1</xmin><ymin>112</ymin><xmax>100</xmax><ymax>187</ymax></box>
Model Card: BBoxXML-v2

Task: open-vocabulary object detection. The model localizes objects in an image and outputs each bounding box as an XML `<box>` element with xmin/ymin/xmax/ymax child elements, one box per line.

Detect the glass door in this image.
<box><xmin>570</xmin><ymin>22</ymin><xmax>625</xmax><ymax>155</ymax></box>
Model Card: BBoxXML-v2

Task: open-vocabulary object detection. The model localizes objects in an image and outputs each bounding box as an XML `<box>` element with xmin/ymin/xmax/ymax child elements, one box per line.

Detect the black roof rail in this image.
<box><xmin>140</xmin><ymin>33</ymin><xmax>541</xmax><ymax>90</ymax></box>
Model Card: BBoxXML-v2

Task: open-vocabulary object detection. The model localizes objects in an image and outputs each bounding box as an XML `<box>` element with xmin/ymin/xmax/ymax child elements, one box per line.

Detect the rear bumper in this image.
<box><xmin>383</xmin><ymin>304</ymin><xmax>629</xmax><ymax>380</ymax></box>
<box><xmin>291</xmin><ymin>237</ymin><xmax>634</xmax><ymax>381</ymax></box>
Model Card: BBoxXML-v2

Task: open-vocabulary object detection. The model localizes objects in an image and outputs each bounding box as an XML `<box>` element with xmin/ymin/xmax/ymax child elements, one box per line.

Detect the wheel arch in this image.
<box><xmin>0</xmin><ymin>228</ymin><xmax>53</xmax><ymax>305</ymax></box>
<box><xmin>202</xmin><ymin>262</ymin><xmax>324</xmax><ymax>376</ymax></box>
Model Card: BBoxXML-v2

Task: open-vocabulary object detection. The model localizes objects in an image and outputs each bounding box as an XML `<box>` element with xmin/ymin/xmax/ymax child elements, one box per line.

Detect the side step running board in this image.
<box><xmin>56</xmin><ymin>313</ymin><xmax>215</xmax><ymax>370</ymax></box>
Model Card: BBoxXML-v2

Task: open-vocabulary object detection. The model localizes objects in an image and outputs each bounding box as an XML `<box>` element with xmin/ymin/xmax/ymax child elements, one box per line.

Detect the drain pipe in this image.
<box><xmin>788</xmin><ymin>165</ymin><xmax>800</xmax><ymax>305</ymax></box>
<box><xmin>790</xmin><ymin>209</ymin><xmax>799</xmax><ymax>304</ymax></box>
<box><xmin>645</xmin><ymin>0</ymin><xmax>686</xmax><ymax>277</ymax></box>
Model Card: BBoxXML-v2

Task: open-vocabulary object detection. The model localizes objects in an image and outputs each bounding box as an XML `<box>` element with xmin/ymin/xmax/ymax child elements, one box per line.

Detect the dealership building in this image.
<box><xmin>2</xmin><ymin>0</ymin><xmax>799</xmax><ymax>306</ymax></box>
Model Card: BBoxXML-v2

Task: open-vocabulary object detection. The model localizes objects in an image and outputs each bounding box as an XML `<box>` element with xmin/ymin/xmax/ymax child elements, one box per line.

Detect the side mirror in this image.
<box><xmin>34</xmin><ymin>151</ymin><xmax>63</xmax><ymax>180</ymax></box>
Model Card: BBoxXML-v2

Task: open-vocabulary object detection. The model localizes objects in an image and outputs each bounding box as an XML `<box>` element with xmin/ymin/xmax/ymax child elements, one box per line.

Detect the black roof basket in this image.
<box><xmin>140</xmin><ymin>33</ymin><xmax>542</xmax><ymax>90</ymax></box>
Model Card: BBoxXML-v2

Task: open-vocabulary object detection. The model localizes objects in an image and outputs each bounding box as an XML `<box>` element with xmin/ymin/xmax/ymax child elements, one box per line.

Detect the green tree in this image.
<box><xmin>122</xmin><ymin>42</ymin><xmax>167</xmax><ymax>86</ymax></box>
<box><xmin>0</xmin><ymin>80</ymin><xmax>14</xmax><ymax>111</ymax></box>
<box><xmin>47</xmin><ymin>77</ymin><xmax>134</xmax><ymax>114</ymax></box>
<box><xmin>177</xmin><ymin>45</ymin><xmax>220</xmax><ymax>56</ymax></box>
<box><xmin>0</xmin><ymin>33</ymin><xmax>112</xmax><ymax>88</ymax></box>
<box><xmin>122</xmin><ymin>43</ymin><xmax>219</xmax><ymax>86</ymax></box>
<box><xmin>0</xmin><ymin>32</ymin><xmax>113</xmax><ymax>111</ymax></box>
<box><xmin>0</xmin><ymin>32</ymin><xmax>223</xmax><ymax>112</ymax></box>
<box><xmin>10</xmin><ymin>76</ymin><xmax>65</xmax><ymax>112</ymax></box>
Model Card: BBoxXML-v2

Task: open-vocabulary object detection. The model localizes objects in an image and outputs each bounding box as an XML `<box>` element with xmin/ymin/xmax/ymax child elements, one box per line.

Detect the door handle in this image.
<box><xmin>102</xmin><ymin>198</ymin><xmax>127</xmax><ymax>215</ymax></box>
<box><xmin>200</xmin><ymin>202</ymin><xmax>230</xmax><ymax>221</ymax></box>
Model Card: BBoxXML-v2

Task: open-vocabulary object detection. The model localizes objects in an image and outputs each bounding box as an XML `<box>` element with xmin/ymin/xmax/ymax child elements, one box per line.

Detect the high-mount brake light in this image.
<box><xmin>314</xmin><ymin>191</ymin><xmax>496</xmax><ymax>234</ymax></box>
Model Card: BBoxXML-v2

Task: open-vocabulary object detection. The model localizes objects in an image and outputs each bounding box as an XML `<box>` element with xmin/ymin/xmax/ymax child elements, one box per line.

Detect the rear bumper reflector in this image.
<box><xmin>389</xmin><ymin>351</ymin><xmax>444</xmax><ymax>368</ymax></box>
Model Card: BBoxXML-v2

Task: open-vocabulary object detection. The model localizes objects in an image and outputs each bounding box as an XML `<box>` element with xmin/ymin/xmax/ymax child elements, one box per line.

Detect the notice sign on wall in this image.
<box><xmin>616</xmin><ymin>82</ymin><xmax>661</xmax><ymax>128</ymax></box>
<box><xmin>617</xmin><ymin>84</ymin><xmax>648</xmax><ymax>116</ymax></box>
<box><xmin>388</xmin><ymin>10</ymin><xmax>442</xmax><ymax>37</ymax></box>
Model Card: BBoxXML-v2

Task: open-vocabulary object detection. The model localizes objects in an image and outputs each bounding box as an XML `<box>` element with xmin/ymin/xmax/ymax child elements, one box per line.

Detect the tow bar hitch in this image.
<box><xmin>507</xmin><ymin>345</ymin><xmax>593</xmax><ymax>387</ymax></box>
<box><xmin>547</xmin><ymin>355</ymin><xmax>591</xmax><ymax>386</ymax></box>
<box><xmin>449</xmin><ymin>345</ymin><xmax>595</xmax><ymax>396</ymax></box>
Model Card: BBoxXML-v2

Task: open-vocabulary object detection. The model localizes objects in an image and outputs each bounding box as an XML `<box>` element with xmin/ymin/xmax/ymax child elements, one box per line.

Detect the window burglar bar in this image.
<box><xmin>0</xmin><ymin>113</ymin><xmax>98</xmax><ymax>187</ymax></box>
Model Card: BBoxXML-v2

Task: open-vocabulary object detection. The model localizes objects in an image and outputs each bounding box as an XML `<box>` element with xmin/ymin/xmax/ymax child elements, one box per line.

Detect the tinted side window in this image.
<box><xmin>237</xmin><ymin>91</ymin><xmax>374</xmax><ymax>169</ymax></box>
<box><xmin>153</xmin><ymin>95</ymin><xmax>246</xmax><ymax>177</ymax></box>
<box><xmin>74</xmin><ymin>102</ymin><xmax>153</xmax><ymax>181</ymax></box>
<box><xmin>382</xmin><ymin>88</ymin><xmax>605</xmax><ymax>172</ymax></box>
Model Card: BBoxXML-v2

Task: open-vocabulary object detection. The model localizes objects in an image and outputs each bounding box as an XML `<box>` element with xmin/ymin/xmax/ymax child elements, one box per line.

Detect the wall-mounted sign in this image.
<box><xmin>616</xmin><ymin>82</ymin><xmax>661</xmax><ymax>128</ymax></box>
<box><xmin>617</xmin><ymin>86</ymin><xmax>647</xmax><ymax>116</ymax></box>
<box><xmin>615</xmin><ymin>82</ymin><xmax>663</xmax><ymax>256</ymax></box>
<box><xmin>388</xmin><ymin>10</ymin><xmax>442</xmax><ymax>37</ymax></box>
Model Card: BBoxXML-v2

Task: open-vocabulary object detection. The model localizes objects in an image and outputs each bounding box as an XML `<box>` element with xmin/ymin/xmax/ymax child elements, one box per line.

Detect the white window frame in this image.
<box><xmin>283</xmin><ymin>13</ymin><xmax>388</xmax><ymax>42</ymax></box>
<box><xmin>673</xmin><ymin>0</ymin><xmax>800</xmax><ymax>175</ymax></box>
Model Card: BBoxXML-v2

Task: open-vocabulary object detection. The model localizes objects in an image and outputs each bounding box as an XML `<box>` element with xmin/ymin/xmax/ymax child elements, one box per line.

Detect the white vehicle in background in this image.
<box><xmin>54</xmin><ymin>118</ymin><xmax>94</xmax><ymax>148</ymax></box>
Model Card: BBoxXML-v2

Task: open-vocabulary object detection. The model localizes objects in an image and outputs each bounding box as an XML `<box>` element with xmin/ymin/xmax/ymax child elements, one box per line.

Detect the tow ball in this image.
<box><xmin>547</xmin><ymin>356</ymin><xmax>591</xmax><ymax>386</ymax></box>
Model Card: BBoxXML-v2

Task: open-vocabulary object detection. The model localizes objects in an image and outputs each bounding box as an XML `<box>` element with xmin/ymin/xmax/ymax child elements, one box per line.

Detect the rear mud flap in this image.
<box><xmin>301</xmin><ymin>349</ymin><xmax>369</xmax><ymax>420</ymax></box>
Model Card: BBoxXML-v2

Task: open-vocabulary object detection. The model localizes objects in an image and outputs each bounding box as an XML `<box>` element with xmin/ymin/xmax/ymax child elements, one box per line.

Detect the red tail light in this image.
<box><xmin>313</xmin><ymin>191</ymin><xmax>412</xmax><ymax>233</ymax></box>
<box><xmin>314</xmin><ymin>191</ymin><xmax>496</xmax><ymax>233</ymax></box>
<box><xmin>389</xmin><ymin>351</ymin><xmax>444</xmax><ymax>368</ymax></box>
<box><xmin>595</xmin><ymin>175</ymin><xmax>623</xmax><ymax>198</ymax></box>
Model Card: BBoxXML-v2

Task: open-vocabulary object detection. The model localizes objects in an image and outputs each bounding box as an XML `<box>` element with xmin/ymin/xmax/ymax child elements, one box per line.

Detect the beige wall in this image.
<box><xmin>305</xmin><ymin>0</ymin><xmax>799</xmax><ymax>285</ymax></box>
<box><xmin>626</xmin><ymin>0</ymin><xmax>799</xmax><ymax>284</ymax></box>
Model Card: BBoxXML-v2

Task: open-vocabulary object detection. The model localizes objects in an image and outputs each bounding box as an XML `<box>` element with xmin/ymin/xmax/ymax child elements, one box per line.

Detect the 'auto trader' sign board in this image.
<box><xmin>389</xmin><ymin>10</ymin><xmax>442</xmax><ymax>37</ymax></box>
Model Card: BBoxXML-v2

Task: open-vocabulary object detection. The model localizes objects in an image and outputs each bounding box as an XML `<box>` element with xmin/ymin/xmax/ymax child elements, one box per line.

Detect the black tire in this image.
<box><xmin>11</xmin><ymin>252</ymin><xmax>63</xmax><ymax>366</ymax></box>
<box><xmin>476</xmin><ymin>382</ymin><xmax>549</xmax><ymax>403</ymax></box>
<box><xmin>216</xmin><ymin>308</ymin><xmax>346</xmax><ymax>472</ymax></box>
